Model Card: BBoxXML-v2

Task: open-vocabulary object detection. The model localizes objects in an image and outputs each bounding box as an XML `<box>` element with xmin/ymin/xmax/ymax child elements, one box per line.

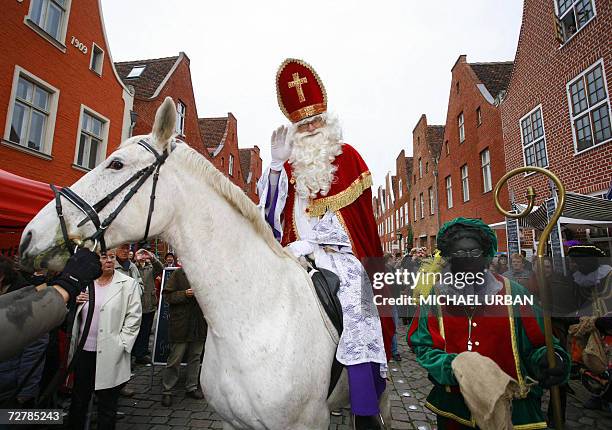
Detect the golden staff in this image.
<box><xmin>494</xmin><ymin>166</ymin><xmax>565</xmax><ymax>430</ymax></box>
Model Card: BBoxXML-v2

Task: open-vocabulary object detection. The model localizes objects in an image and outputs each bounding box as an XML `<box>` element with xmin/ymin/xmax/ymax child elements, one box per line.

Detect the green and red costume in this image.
<box><xmin>407</xmin><ymin>275</ymin><xmax>570</xmax><ymax>429</ymax></box>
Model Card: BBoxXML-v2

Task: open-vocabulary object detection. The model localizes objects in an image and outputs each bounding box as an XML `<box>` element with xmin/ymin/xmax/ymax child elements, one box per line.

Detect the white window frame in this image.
<box><xmin>446</xmin><ymin>175</ymin><xmax>453</xmax><ymax>209</ymax></box>
<box><xmin>519</xmin><ymin>105</ymin><xmax>549</xmax><ymax>170</ymax></box>
<box><xmin>461</xmin><ymin>164</ymin><xmax>470</xmax><ymax>202</ymax></box>
<box><xmin>418</xmin><ymin>158</ymin><xmax>423</xmax><ymax>178</ymax></box>
<box><xmin>3</xmin><ymin>66</ymin><xmax>59</xmax><ymax>158</ymax></box>
<box><xmin>554</xmin><ymin>0</ymin><xmax>597</xmax><ymax>45</ymax></box>
<box><xmin>567</xmin><ymin>59</ymin><xmax>612</xmax><ymax>155</ymax></box>
<box><xmin>476</xmin><ymin>107</ymin><xmax>482</xmax><ymax>126</ymax></box>
<box><xmin>90</xmin><ymin>43</ymin><xmax>105</xmax><ymax>76</ymax></box>
<box><xmin>229</xmin><ymin>154</ymin><xmax>234</xmax><ymax>176</ymax></box>
<box><xmin>176</xmin><ymin>101</ymin><xmax>186</xmax><ymax>136</ymax></box>
<box><xmin>25</xmin><ymin>0</ymin><xmax>72</xmax><ymax>51</ymax></box>
<box><xmin>458</xmin><ymin>112</ymin><xmax>465</xmax><ymax>143</ymax></box>
<box><xmin>413</xmin><ymin>198</ymin><xmax>417</xmax><ymax>222</ymax></box>
<box><xmin>419</xmin><ymin>193</ymin><xmax>425</xmax><ymax>219</ymax></box>
<box><xmin>398</xmin><ymin>178</ymin><xmax>403</xmax><ymax>198</ymax></box>
<box><xmin>481</xmin><ymin>148</ymin><xmax>492</xmax><ymax>193</ymax></box>
<box><xmin>73</xmin><ymin>105</ymin><xmax>109</xmax><ymax>171</ymax></box>
<box><xmin>428</xmin><ymin>187</ymin><xmax>435</xmax><ymax>215</ymax></box>
<box><xmin>126</xmin><ymin>66</ymin><xmax>146</xmax><ymax>78</ymax></box>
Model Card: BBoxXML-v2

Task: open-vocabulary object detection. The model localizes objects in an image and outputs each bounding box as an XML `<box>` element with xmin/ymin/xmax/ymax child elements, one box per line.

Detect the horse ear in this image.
<box><xmin>152</xmin><ymin>97</ymin><xmax>176</xmax><ymax>147</ymax></box>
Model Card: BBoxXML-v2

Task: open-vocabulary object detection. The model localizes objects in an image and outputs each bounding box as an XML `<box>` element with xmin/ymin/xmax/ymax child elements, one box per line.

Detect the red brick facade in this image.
<box><xmin>501</xmin><ymin>0</ymin><xmax>612</xmax><ymax>252</ymax></box>
<box><xmin>199</xmin><ymin>113</ymin><xmax>262</xmax><ymax>201</ymax></box>
<box><xmin>239</xmin><ymin>146</ymin><xmax>262</xmax><ymax>203</ymax></box>
<box><xmin>410</xmin><ymin>115</ymin><xmax>444</xmax><ymax>252</ymax></box>
<box><xmin>437</xmin><ymin>56</ymin><xmax>511</xmax><ymax>252</ymax></box>
<box><xmin>116</xmin><ymin>53</ymin><xmax>209</xmax><ymax>159</ymax></box>
<box><xmin>0</xmin><ymin>0</ymin><xmax>133</xmax><ymax>185</ymax></box>
<box><xmin>501</xmin><ymin>0</ymin><xmax>612</xmax><ymax>200</ymax></box>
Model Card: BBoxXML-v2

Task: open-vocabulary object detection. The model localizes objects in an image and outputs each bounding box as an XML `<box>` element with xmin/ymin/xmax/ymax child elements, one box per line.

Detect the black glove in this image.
<box><xmin>54</xmin><ymin>249</ymin><xmax>102</xmax><ymax>302</ymax></box>
<box><xmin>538</xmin><ymin>353</ymin><xmax>567</xmax><ymax>388</ymax></box>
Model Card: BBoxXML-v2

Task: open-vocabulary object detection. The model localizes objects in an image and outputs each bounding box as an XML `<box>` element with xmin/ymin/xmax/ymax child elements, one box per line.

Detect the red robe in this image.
<box><xmin>280</xmin><ymin>143</ymin><xmax>395</xmax><ymax>360</ymax></box>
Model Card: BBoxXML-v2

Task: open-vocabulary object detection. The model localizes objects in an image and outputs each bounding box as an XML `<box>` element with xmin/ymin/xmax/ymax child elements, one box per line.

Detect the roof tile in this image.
<box><xmin>115</xmin><ymin>55</ymin><xmax>179</xmax><ymax>99</ymax></box>
<box><xmin>468</xmin><ymin>62</ymin><xmax>514</xmax><ymax>99</ymax></box>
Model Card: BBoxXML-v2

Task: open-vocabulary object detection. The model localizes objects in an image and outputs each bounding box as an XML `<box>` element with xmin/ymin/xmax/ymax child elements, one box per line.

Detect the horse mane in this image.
<box><xmin>173</xmin><ymin>141</ymin><xmax>290</xmax><ymax>258</ymax></box>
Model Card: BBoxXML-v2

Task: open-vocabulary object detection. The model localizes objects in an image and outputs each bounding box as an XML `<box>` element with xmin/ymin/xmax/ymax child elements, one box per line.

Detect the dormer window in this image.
<box><xmin>126</xmin><ymin>66</ymin><xmax>146</xmax><ymax>78</ymax></box>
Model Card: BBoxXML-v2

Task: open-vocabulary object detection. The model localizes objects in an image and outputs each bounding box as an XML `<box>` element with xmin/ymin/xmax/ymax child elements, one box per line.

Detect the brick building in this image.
<box><xmin>0</xmin><ymin>0</ymin><xmax>133</xmax><ymax>185</ymax></box>
<box><xmin>116</xmin><ymin>54</ymin><xmax>262</xmax><ymax>203</ymax></box>
<box><xmin>437</xmin><ymin>56</ymin><xmax>512</xmax><ymax>252</ymax></box>
<box><xmin>393</xmin><ymin>150</ymin><xmax>413</xmax><ymax>254</ymax></box>
<box><xmin>500</xmin><ymin>0</ymin><xmax>612</xmax><ymax>253</ymax></box>
<box><xmin>410</xmin><ymin>115</ymin><xmax>444</xmax><ymax>252</ymax></box>
<box><xmin>115</xmin><ymin>52</ymin><xmax>209</xmax><ymax>158</ymax></box>
<box><xmin>374</xmin><ymin>182</ymin><xmax>393</xmax><ymax>254</ymax></box>
<box><xmin>199</xmin><ymin>113</ymin><xmax>262</xmax><ymax>202</ymax></box>
<box><xmin>239</xmin><ymin>146</ymin><xmax>262</xmax><ymax>202</ymax></box>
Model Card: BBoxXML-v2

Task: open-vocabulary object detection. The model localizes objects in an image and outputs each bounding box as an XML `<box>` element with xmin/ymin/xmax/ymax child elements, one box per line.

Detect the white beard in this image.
<box><xmin>289</xmin><ymin>121</ymin><xmax>343</xmax><ymax>200</ymax></box>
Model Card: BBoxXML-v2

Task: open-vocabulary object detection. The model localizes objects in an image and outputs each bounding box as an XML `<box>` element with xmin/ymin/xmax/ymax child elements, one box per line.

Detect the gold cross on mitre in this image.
<box><xmin>288</xmin><ymin>72</ymin><xmax>308</xmax><ymax>103</ymax></box>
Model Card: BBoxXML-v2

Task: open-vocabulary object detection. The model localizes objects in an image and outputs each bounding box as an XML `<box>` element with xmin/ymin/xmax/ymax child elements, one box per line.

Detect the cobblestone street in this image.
<box><xmin>105</xmin><ymin>324</ymin><xmax>612</xmax><ymax>429</ymax></box>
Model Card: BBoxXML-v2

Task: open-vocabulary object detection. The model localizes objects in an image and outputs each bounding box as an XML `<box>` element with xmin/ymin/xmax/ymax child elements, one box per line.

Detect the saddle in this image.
<box><xmin>307</xmin><ymin>264</ymin><xmax>344</xmax><ymax>398</ymax></box>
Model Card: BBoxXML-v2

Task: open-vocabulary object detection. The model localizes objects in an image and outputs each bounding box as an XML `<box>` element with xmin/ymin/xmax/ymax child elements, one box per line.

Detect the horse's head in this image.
<box><xmin>20</xmin><ymin>97</ymin><xmax>179</xmax><ymax>271</ymax></box>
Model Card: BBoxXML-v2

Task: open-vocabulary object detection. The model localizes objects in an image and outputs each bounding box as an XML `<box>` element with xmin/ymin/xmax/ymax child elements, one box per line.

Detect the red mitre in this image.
<box><xmin>276</xmin><ymin>58</ymin><xmax>327</xmax><ymax>123</ymax></box>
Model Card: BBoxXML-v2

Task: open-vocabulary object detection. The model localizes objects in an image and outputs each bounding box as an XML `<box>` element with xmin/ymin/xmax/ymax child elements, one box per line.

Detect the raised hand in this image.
<box><xmin>270</xmin><ymin>125</ymin><xmax>291</xmax><ymax>170</ymax></box>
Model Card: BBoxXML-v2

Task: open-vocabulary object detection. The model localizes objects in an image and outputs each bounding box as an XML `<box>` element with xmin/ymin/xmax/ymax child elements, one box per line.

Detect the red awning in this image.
<box><xmin>0</xmin><ymin>169</ymin><xmax>54</xmax><ymax>230</ymax></box>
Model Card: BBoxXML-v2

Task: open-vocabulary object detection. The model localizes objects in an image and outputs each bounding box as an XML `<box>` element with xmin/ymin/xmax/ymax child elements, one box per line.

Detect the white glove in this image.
<box><xmin>287</xmin><ymin>240</ymin><xmax>316</xmax><ymax>258</ymax></box>
<box><xmin>270</xmin><ymin>126</ymin><xmax>291</xmax><ymax>170</ymax></box>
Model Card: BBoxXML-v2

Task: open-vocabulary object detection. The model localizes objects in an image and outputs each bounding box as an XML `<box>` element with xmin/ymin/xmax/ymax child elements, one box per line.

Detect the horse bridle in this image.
<box><xmin>51</xmin><ymin>138</ymin><xmax>171</xmax><ymax>255</ymax></box>
<box><xmin>30</xmin><ymin>138</ymin><xmax>171</xmax><ymax>406</ymax></box>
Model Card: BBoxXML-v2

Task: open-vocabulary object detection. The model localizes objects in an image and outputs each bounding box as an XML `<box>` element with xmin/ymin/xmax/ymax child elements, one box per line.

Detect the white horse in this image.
<box><xmin>19</xmin><ymin>98</ymin><xmax>390</xmax><ymax>429</ymax></box>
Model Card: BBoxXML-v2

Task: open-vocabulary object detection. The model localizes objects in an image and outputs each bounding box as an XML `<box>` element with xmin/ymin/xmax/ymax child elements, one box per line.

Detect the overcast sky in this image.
<box><xmin>101</xmin><ymin>0</ymin><xmax>523</xmax><ymax>189</ymax></box>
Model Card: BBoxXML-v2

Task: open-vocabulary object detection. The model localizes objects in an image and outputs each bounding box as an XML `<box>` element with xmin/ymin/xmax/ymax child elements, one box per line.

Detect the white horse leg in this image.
<box><xmin>379</xmin><ymin>385</ymin><xmax>392</xmax><ymax>430</ymax></box>
<box><xmin>222</xmin><ymin>423</ymin><xmax>235</xmax><ymax>430</ymax></box>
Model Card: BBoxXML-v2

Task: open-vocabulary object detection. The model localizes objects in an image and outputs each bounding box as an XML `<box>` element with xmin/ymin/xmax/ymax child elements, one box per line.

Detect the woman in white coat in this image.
<box><xmin>68</xmin><ymin>248</ymin><xmax>142</xmax><ymax>430</ymax></box>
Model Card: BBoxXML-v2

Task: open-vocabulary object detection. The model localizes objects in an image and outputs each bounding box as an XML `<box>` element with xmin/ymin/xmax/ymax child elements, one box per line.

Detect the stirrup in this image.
<box><xmin>352</xmin><ymin>414</ymin><xmax>383</xmax><ymax>430</ymax></box>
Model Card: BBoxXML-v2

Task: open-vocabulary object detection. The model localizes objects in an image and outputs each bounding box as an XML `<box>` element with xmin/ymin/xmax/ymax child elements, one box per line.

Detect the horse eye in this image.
<box><xmin>108</xmin><ymin>160</ymin><xmax>124</xmax><ymax>170</ymax></box>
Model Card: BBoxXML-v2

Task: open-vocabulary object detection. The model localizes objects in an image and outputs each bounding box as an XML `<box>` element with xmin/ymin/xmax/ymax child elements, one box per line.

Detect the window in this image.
<box><xmin>444</xmin><ymin>141</ymin><xmax>449</xmax><ymax>156</ymax></box>
<box><xmin>404</xmin><ymin>203</ymin><xmax>408</xmax><ymax>224</ymax></box>
<box><xmin>481</xmin><ymin>149</ymin><xmax>492</xmax><ymax>192</ymax></box>
<box><xmin>76</xmin><ymin>108</ymin><xmax>108</xmax><ymax>170</ymax></box>
<box><xmin>7</xmin><ymin>74</ymin><xmax>56</xmax><ymax>154</ymax></box>
<box><xmin>398</xmin><ymin>178</ymin><xmax>403</xmax><ymax>198</ymax></box>
<box><xmin>28</xmin><ymin>0</ymin><xmax>68</xmax><ymax>42</ymax></box>
<box><xmin>445</xmin><ymin>176</ymin><xmax>453</xmax><ymax>209</ymax></box>
<box><xmin>90</xmin><ymin>44</ymin><xmax>104</xmax><ymax>75</ymax></box>
<box><xmin>399</xmin><ymin>207</ymin><xmax>403</xmax><ymax>226</ymax></box>
<box><xmin>520</xmin><ymin>106</ymin><xmax>549</xmax><ymax>167</ymax></box>
<box><xmin>176</xmin><ymin>101</ymin><xmax>186</xmax><ymax>135</ymax></box>
<box><xmin>229</xmin><ymin>154</ymin><xmax>234</xmax><ymax>176</ymax></box>
<box><xmin>126</xmin><ymin>66</ymin><xmax>146</xmax><ymax>78</ymax></box>
<box><xmin>428</xmin><ymin>187</ymin><xmax>435</xmax><ymax>215</ymax></box>
<box><xmin>476</xmin><ymin>107</ymin><xmax>482</xmax><ymax>126</ymax></box>
<box><xmin>413</xmin><ymin>199</ymin><xmax>417</xmax><ymax>222</ymax></box>
<box><xmin>425</xmin><ymin>162</ymin><xmax>429</xmax><ymax>174</ymax></box>
<box><xmin>461</xmin><ymin>164</ymin><xmax>470</xmax><ymax>202</ymax></box>
<box><xmin>458</xmin><ymin>112</ymin><xmax>465</xmax><ymax>143</ymax></box>
<box><xmin>419</xmin><ymin>193</ymin><xmax>425</xmax><ymax>219</ymax></box>
<box><xmin>418</xmin><ymin>158</ymin><xmax>422</xmax><ymax>178</ymax></box>
<box><xmin>567</xmin><ymin>61</ymin><xmax>611</xmax><ymax>152</ymax></box>
<box><xmin>555</xmin><ymin>0</ymin><xmax>596</xmax><ymax>43</ymax></box>
<box><xmin>413</xmin><ymin>174</ymin><xmax>416</xmax><ymax>184</ymax></box>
